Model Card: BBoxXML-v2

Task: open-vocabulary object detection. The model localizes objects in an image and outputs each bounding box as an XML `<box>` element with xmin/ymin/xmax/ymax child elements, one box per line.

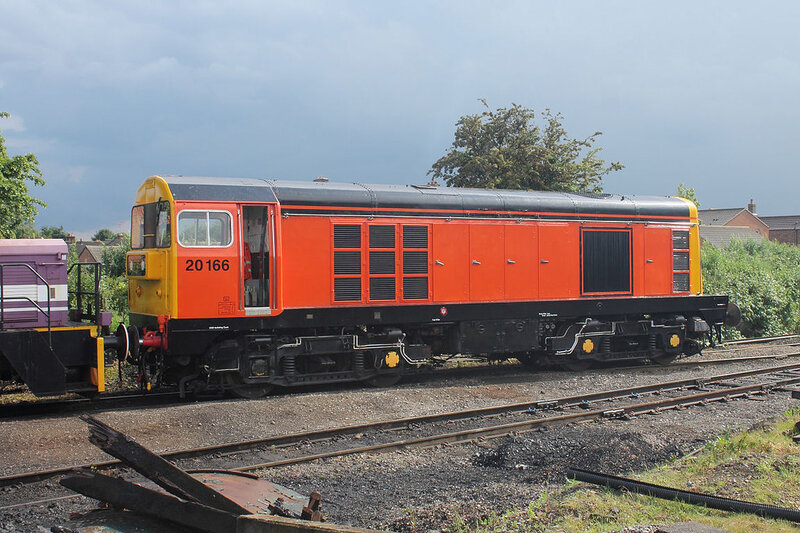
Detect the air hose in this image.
<box><xmin>567</xmin><ymin>467</ymin><xmax>800</xmax><ymax>523</ymax></box>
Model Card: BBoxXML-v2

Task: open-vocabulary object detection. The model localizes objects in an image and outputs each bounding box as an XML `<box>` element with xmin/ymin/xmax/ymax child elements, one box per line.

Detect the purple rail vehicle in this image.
<box><xmin>0</xmin><ymin>239</ymin><xmax>123</xmax><ymax>396</ymax></box>
<box><xmin>0</xmin><ymin>239</ymin><xmax>69</xmax><ymax>328</ymax></box>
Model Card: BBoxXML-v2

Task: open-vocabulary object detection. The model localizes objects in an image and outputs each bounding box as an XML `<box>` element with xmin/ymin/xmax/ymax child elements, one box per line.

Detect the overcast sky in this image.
<box><xmin>1</xmin><ymin>1</ymin><xmax>798</xmax><ymax>235</ymax></box>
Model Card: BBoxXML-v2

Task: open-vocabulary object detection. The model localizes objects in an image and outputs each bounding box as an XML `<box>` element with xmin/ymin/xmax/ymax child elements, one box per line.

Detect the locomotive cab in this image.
<box><xmin>126</xmin><ymin>176</ymin><xmax>286</xmax><ymax>394</ymax></box>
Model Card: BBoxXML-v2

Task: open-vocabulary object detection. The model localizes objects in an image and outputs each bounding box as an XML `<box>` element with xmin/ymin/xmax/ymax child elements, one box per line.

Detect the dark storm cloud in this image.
<box><xmin>0</xmin><ymin>1</ymin><xmax>798</xmax><ymax>233</ymax></box>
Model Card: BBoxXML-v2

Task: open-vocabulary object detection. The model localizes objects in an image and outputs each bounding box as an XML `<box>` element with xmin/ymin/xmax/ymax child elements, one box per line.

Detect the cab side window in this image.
<box><xmin>178</xmin><ymin>211</ymin><xmax>232</xmax><ymax>248</ymax></box>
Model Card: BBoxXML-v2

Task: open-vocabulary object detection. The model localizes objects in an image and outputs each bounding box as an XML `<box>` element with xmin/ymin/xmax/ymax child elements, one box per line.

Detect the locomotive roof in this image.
<box><xmin>160</xmin><ymin>176</ymin><xmax>692</xmax><ymax>219</ymax></box>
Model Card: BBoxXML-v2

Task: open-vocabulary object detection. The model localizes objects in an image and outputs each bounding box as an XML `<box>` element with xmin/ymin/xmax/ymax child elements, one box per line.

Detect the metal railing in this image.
<box><xmin>0</xmin><ymin>263</ymin><xmax>52</xmax><ymax>347</ymax></box>
<box><xmin>68</xmin><ymin>262</ymin><xmax>102</xmax><ymax>326</ymax></box>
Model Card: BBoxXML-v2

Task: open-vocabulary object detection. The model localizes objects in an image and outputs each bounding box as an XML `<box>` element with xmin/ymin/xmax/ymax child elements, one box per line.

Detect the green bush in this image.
<box><xmin>702</xmin><ymin>238</ymin><xmax>800</xmax><ymax>338</ymax></box>
<box><xmin>101</xmin><ymin>236</ymin><xmax>130</xmax><ymax>328</ymax></box>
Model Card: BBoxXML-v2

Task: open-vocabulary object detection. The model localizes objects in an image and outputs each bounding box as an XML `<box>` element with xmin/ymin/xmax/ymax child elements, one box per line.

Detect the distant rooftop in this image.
<box><xmin>699</xmin><ymin>225</ymin><xmax>764</xmax><ymax>247</ymax></box>
<box><xmin>759</xmin><ymin>215</ymin><xmax>800</xmax><ymax>230</ymax></box>
<box><xmin>697</xmin><ymin>208</ymin><xmax>746</xmax><ymax>226</ymax></box>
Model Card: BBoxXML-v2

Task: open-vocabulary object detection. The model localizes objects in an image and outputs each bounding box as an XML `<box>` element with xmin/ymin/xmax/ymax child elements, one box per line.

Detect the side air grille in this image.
<box><xmin>403</xmin><ymin>251</ymin><xmax>428</xmax><ymax>274</ymax></box>
<box><xmin>369</xmin><ymin>226</ymin><xmax>395</xmax><ymax>248</ymax></box>
<box><xmin>334</xmin><ymin>278</ymin><xmax>361</xmax><ymax>301</ymax></box>
<box><xmin>369</xmin><ymin>277</ymin><xmax>396</xmax><ymax>300</ymax></box>
<box><xmin>403</xmin><ymin>226</ymin><xmax>428</xmax><ymax>248</ymax></box>
<box><xmin>673</xmin><ymin>273</ymin><xmax>690</xmax><ymax>292</ymax></box>
<box><xmin>673</xmin><ymin>251</ymin><xmax>690</xmax><ymax>271</ymax></box>
<box><xmin>369</xmin><ymin>251</ymin><xmax>395</xmax><ymax>274</ymax></box>
<box><xmin>672</xmin><ymin>231</ymin><xmax>689</xmax><ymax>250</ymax></box>
<box><xmin>334</xmin><ymin>225</ymin><xmax>361</xmax><ymax>248</ymax></box>
<box><xmin>403</xmin><ymin>277</ymin><xmax>428</xmax><ymax>299</ymax></box>
<box><xmin>334</xmin><ymin>251</ymin><xmax>361</xmax><ymax>275</ymax></box>
<box><xmin>672</xmin><ymin>229</ymin><xmax>691</xmax><ymax>293</ymax></box>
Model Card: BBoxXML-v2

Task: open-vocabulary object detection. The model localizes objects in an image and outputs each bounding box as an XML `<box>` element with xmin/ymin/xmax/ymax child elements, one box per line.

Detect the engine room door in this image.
<box><xmin>504</xmin><ymin>224</ymin><xmax>538</xmax><ymax>300</ymax></box>
<box><xmin>469</xmin><ymin>224</ymin><xmax>505</xmax><ymax>301</ymax></box>
<box><xmin>538</xmin><ymin>223</ymin><xmax>579</xmax><ymax>299</ymax></box>
<box><xmin>643</xmin><ymin>226</ymin><xmax>673</xmax><ymax>296</ymax></box>
<box><xmin>242</xmin><ymin>206</ymin><xmax>273</xmax><ymax>314</ymax></box>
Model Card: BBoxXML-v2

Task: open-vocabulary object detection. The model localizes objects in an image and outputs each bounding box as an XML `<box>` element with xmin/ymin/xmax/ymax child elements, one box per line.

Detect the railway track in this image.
<box><xmin>723</xmin><ymin>334</ymin><xmax>800</xmax><ymax>346</ymax></box>
<box><xmin>0</xmin><ymin>389</ymin><xmax>185</xmax><ymax>419</ymax></box>
<box><xmin>4</xmin><ymin>358</ymin><xmax>800</xmax><ymax>516</ymax></box>
<box><xmin>3</xmin><ymin>349</ymin><xmax>800</xmax><ymax>420</ymax></box>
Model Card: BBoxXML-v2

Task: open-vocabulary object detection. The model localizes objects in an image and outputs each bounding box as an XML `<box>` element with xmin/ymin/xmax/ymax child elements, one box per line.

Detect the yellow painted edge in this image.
<box><xmin>130</xmin><ymin>175</ymin><xmax>179</xmax><ymax>318</ymax></box>
<box><xmin>673</xmin><ymin>196</ymin><xmax>703</xmax><ymax>295</ymax></box>
<box><xmin>33</xmin><ymin>325</ymin><xmax>98</xmax><ymax>333</ymax></box>
<box><xmin>147</xmin><ymin>175</ymin><xmax>179</xmax><ymax>318</ymax></box>
<box><xmin>96</xmin><ymin>336</ymin><xmax>105</xmax><ymax>392</ymax></box>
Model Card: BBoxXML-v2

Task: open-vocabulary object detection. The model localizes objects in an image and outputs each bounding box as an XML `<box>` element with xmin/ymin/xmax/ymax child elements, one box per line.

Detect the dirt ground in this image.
<box><xmin>1</xmin><ymin>342</ymin><xmax>799</xmax><ymax>531</ymax></box>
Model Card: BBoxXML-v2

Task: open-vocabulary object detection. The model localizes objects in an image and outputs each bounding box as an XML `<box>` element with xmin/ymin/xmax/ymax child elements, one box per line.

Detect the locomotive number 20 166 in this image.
<box><xmin>185</xmin><ymin>259</ymin><xmax>230</xmax><ymax>272</ymax></box>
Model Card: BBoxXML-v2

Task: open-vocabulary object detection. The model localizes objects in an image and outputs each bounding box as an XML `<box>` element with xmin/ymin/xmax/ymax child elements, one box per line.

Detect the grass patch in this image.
<box><xmin>460</xmin><ymin>410</ymin><xmax>800</xmax><ymax>532</ymax></box>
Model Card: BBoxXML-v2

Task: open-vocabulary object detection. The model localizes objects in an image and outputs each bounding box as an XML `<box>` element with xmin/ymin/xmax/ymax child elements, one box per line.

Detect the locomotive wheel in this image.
<box><xmin>223</xmin><ymin>374</ymin><xmax>274</xmax><ymax>399</ymax></box>
<box><xmin>649</xmin><ymin>352</ymin><xmax>678</xmax><ymax>365</ymax></box>
<box><xmin>559</xmin><ymin>359</ymin><xmax>592</xmax><ymax>371</ymax></box>
<box><xmin>517</xmin><ymin>353</ymin><xmax>543</xmax><ymax>369</ymax></box>
<box><xmin>365</xmin><ymin>373</ymin><xmax>403</xmax><ymax>388</ymax></box>
<box><xmin>364</xmin><ymin>350</ymin><xmax>404</xmax><ymax>387</ymax></box>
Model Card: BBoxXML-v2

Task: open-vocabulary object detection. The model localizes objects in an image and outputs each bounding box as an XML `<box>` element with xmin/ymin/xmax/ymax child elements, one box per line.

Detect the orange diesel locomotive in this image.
<box><xmin>126</xmin><ymin>176</ymin><xmax>731</xmax><ymax>397</ymax></box>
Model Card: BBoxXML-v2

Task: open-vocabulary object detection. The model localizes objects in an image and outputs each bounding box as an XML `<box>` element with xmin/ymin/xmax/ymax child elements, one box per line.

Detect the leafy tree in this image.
<box><xmin>101</xmin><ymin>234</ymin><xmax>130</xmax><ymax>278</ymax></box>
<box><xmin>677</xmin><ymin>183</ymin><xmax>700</xmax><ymax>208</ymax></box>
<box><xmin>40</xmin><ymin>225</ymin><xmax>69</xmax><ymax>239</ymax></box>
<box><xmin>93</xmin><ymin>228</ymin><xmax>115</xmax><ymax>242</ymax></box>
<box><xmin>0</xmin><ymin>111</ymin><xmax>45</xmax><ymax>238</ymax></box>
<box><xmin>428</xmin><ymin>100</ymin><xmax>623</xmax><ymax>192</ymax></box>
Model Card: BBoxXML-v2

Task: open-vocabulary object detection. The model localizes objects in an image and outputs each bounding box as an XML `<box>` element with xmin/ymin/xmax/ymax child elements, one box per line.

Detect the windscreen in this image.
<box><xmin>131</xmin><ymin>201</ymin><xmax>171</xmax><ymax>249</ymax></box>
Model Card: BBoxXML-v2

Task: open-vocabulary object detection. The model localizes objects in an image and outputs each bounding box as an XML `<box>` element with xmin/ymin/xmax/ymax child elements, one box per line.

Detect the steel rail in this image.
<box><xmin>723</xmin><ymin>334</ymin><xmax>800</xmax><ymax>346</ymax></box>
<box><xmin>4</xmin><ymin>351</ymin><xmax>800</xmax><ymax>420</ymax></box>
<box><xmin>227</xmin><ymin>369</ymin><xmax>800</xmax><ymax>473</ymax></box>
<box><xmin>3</xmin><ymin>365</ymin><xmax>800</xmax><ymax>512</ymax></box>
<box><xmin>534</xmin><ymin>358</ymin><xmax>800</xmax><ymax>409</ymax></box>
<box><xmin>568</xmin><ymin>467</ymin><xmax>800</xmax><ymax>523</ymax></box>
<box><xmin>3</xmin><ymin>359</ymin><xmax>800</xmax><ymax>491</ymax></box>
<box><xmin>674</xmin><ymin>352</ymin><xmax>800</xmax><ymax>365</ymax></box>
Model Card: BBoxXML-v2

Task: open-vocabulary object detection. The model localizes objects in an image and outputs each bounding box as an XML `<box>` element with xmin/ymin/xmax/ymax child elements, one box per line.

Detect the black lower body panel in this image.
<box><xmin>152</xmin><ymin>295</ymin><xmax>729</xmax><ymax>357</ymax></box>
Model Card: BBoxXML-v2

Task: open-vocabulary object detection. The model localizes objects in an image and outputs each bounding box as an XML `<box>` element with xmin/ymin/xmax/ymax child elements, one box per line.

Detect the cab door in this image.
<box><xmin>241</xmin><ymin>205</ymin><xmax>276</xmax><ymax>314</ymax></box>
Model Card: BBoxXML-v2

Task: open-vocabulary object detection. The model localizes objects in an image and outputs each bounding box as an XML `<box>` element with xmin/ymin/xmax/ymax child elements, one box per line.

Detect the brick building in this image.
<box><xmin>760</xmin><ymin>216</ymin><xmax>800</xmax><ymax>245</ymax></box>
<box><xmin>697</xmin><ymin>199</ymin><xmax>769</xmax><ymax>239</ymax></box>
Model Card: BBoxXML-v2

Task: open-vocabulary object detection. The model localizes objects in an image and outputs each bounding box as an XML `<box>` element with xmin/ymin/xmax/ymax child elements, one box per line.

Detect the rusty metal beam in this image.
<box><xmin>81</xmin><ymin>415</ymin><xmax>250</xmax><ymax>515</ymax></box>
<box><xmin>60</xmin><ymin>469</ymin><xmax>237</xmax><ymax>533</ymax></box>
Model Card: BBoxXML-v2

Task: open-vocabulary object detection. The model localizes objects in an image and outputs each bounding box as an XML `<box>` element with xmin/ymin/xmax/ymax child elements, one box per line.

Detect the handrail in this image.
<box><xmin>0</xmin><ymin>262</ymin><xmax>52</xmax><ymax>347</ymax></box>
<box><xmin>68</xmin><ymin>262</ymin><xmax>102</xmax><ymax>326</ymax></box>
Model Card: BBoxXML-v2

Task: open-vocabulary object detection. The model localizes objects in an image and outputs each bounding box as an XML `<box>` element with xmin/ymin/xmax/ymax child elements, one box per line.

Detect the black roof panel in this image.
<box><xmin>161</xmin><ymin>176</ymin><xmax>690</xmax><ymax>219</ymax></box>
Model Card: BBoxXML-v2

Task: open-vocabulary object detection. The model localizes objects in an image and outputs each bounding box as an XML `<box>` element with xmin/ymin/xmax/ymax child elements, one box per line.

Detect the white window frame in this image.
<box><xmin>177</xmin><ymin>209</ymin><xmax>234</xmax><ymax>249</ymax></box>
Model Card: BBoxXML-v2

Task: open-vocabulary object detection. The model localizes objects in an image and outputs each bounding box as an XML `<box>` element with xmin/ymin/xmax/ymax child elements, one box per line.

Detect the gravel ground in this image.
<box><xmin>1</xmin><ymin>342</ymin><xmax>799</xmax><ymax>531</ymax></box>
